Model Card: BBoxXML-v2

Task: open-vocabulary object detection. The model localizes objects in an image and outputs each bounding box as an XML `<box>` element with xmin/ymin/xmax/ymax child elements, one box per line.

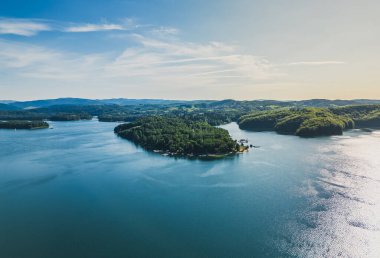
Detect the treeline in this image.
<box><xmin>0</xmin><ymin>120</ymin><xmax>49</xmax><ymax>129</ymax></box>
<box><xmin>1</xmin><ymin>101</ymin><xmax>380</xmax><ymax>136</ymax></box>
<box><xmin>114</xmin><ymin>116</ymin><xmax>241</xmax><ymax>157</ymax></box>
<box><xmin>49</xmin><ymin>113</ymin><xmax>92</xmax><ymax>121</ymax></box>
<box><xmin>0</xmin><ymin>110</ymin><xmax>93</xmax><ymax>121</ymax></box>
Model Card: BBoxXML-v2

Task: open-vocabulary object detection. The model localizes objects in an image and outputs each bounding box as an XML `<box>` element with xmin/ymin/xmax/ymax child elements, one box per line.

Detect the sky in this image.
<box><xmin>0</xmin><ymin>0</ymin><xmax>379</xmax><ymax>100</ymax></box>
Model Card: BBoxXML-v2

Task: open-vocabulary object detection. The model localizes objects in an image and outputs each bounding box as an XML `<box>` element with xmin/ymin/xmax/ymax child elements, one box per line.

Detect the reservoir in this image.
<box><xmin>0</xmin><ymin>120</ymin><xmax>379</xmax><ymax>257</ymax></box>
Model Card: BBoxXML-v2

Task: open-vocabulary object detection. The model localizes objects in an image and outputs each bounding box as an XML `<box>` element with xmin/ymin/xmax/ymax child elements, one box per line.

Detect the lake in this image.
<box><xmin>0</xmin><ymin>120</ymin><xmax>379</xmax><ymax>257</ymax></box>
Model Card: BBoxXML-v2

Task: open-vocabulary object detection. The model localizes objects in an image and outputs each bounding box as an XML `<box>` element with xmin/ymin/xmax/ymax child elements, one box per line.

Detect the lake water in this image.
<box><xmin>0</xmin><ymin>120</ymin><xmax>379</xmax><ymax>257</ymax></box>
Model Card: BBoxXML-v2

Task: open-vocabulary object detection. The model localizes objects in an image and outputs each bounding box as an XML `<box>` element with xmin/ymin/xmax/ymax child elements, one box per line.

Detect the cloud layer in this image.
<box><xmin>0</xmin><ymin>18</ymin><xmax>51</xmax><ymax>36</ymax></box>
<box><xmin>0</xmin><ymin>16</ymin><xmax>348</xmax><ymax>99</ymax></box>
<box><xmin>0</xmin><ymin>28</ymin><xmax>283</xmax><ymax>99</ymax></box>
<box><xmin>288</xmin><ymin>61</ymin><xmax>345</xmax><ymax>66</ymax></box>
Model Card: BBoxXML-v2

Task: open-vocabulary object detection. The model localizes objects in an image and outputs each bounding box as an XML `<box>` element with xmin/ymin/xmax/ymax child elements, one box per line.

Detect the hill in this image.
<box><xmin>238</xmin><ymin>108</ymin><xmax>354</xmax><ymax>137</ymax></box>
<box><xmin>2</xmin><ymin>98</ymin><xmax>380</xmax><ymax>111</ymax></box>
<box><xmin>0</xmin><ymin>103</ymin><xmax>19</xmax><ymax>111</ymax></box>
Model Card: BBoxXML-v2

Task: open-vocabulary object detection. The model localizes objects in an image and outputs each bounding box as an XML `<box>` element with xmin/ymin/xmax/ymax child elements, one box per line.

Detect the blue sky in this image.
<box><xmin>1</xmin><ymin>0</ymin><xmax>379</xmax><ymax>100</ymax></box>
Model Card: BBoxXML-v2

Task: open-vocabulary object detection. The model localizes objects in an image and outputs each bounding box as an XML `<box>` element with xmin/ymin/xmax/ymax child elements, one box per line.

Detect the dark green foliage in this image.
<box><xmin>98</xmin><ymin>114</ymin><xmax>140</xmax><ymax>122</ymax></box>
<box><xmin>178</xmin><ymin>110</ymin><xmax>241</xmax><ymax>126</ymax></box>
<box><xmin>275</xmin><ymin>114</ymin><xmax>310</xmax><ymax>134</ymax></box>
<box><xmin>0</xmin><ymin>120</ymin><xmax>49</xmax><ymax>129</ymax></box>
<box><xmin>49</xmin><ymin>113</ymin><xmax>92</xmax><ymax>121</ymax></box>
<box><xmin>331</xmin><ymin>105</ymin><xmax>380</xmax><ymax>128</ymax></box>
<box><xmin>238</xmin><ymin>108</ymin><xmax>354</xmax><ymax>137</ymax></box>
<box><xmin>239</xmin><ymin>109</ymin><xmax>292</xmax><ymax>131</ymax></box>
<box><xmin>2</xmin><ymin>99</ymin><xmax>380</xmax><ymax>137</ymax></box>
<box><xmin>0</xmin><ymin>110</ymin><xmax>45</xmax><ymax>120</ymax></box>
<box><xmin>0</xmin><ymin>109</ymin><xmax>92</xmax><ymax>121</ymax></box>
<box><xmin>115</xmin><ymin>116</ymin><xmax>240</xmax><ymax>156</ymax></box>
<box><xmin>355</xmin><ymin>113</ymin><xmax>380</xmax><ymax>128</ymax></box>
<box><xmin>296</xmin><ymin>117</ymin><xmax>344</xmax><ymax>137</ymax></box>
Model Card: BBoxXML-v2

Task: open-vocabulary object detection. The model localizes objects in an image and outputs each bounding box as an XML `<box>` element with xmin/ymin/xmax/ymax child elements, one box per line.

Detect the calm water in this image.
<box><xmin>0</xmin><ymin>120</ymin><xmax>379</xmax><ymax>257</ymax></box>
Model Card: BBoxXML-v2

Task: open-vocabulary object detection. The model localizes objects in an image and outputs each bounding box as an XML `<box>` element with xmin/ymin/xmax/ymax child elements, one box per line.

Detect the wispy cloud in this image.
<box><xmin>0</xmin><ymin>17</ymin><xmax>140</xmax><ymax>35</ymax></box>
<box><xmin>0</xmin><ymin>14</ymin><xmax>290</xmax><ymax>99</ymax></box>
<box><xmin>0</xmin><ymin>40</ymin><xmax>105</xmax><ymax>79</ymax></box>
<box><xmin>0</xmin><ymin>30</ymin><xmax>282</xmax><ymax>99</ymax></box>
<box><xmin>0</xmin><ymin>18</ymin><xmax>51</xmax><ymax>36</ymax></box>
<box><xmin>288</xmin><ymin>61</ymin><xmax>346</xmax><ymax>66</ymax></box>
<box><xmin>64</xmin><ymin>22</ymin><xmax>133</xmax><ymax>32</ymax></box>
<box><xmin>105</xmin><ymin>34</ymin><xmax>278</xmax><ymax>83</ymax></box>
<box><xmin>150</xmin><ymin>26</ymin><xmax>179</xmax><ymax>36</ymax></box>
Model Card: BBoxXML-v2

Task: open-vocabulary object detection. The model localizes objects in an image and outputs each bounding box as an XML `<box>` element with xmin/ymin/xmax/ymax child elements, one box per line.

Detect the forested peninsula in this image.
<box><xmin>114</xmin><ymin>116</ymin><xmax>247</xmax><ymax>158</ymax></box>
<box><xmin>238</xmin><ymin>105</ymin><xmax>380</xmax><ymax>137</ymax></box>
<box><xmin>0</xmin><ymin>120</ymin><xmax>49</xmax><ymax>129</ymax></box>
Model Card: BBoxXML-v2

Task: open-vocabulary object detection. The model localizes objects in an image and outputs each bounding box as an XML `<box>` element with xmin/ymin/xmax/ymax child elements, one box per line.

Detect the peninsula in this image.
<box><xmin>114</xmin><ymin>116</ymin><xmax>247</xmax><ymax>158</ymax></box>
<box><xmin>0</xmin><ymin>120</ymin><xmax>49</xmax><ymax>129</ymax></box>
<box><xmin>238</xmin><ymin>105</ymin><xmax>380</xmax><ymax>137</ymax></box>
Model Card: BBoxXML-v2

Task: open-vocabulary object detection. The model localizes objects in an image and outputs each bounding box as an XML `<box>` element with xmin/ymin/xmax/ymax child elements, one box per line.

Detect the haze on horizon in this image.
<box><xmin>1</xmin><ymin>0</ymin><xmax>379</xmax><ymax>101</ymax></box>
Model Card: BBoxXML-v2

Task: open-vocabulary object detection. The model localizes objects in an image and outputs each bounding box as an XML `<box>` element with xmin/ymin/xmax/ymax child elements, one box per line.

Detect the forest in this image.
<box><xmin>1</xmin><ymin>99</ymin><xmax>380</xmax><ymax>138</ymax></box>
<box><xmin>0</xmin><ymin>120</ymin><xmax>49</xmax><ymax>129</ymax></box>
<box><xmin>114</xmin><ymin>116</ymin><xmax>244</xmax><ymax>157</ymax></box>
<box><xmin>330</xmin><ymin>105</ymin><xmax>380</xmax><ymax>128</ymax></box>
<box><xmin>238</xmin><ymin>105</ymin><xmax>380</xmax><ymax>137</ymax></box>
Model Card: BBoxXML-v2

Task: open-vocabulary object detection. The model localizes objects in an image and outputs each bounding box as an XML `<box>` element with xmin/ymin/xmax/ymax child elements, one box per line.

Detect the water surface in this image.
<box><xmin>0</xmin><ymin>120</ymin><xmax>379</xmax><ymax>257</ymax></box>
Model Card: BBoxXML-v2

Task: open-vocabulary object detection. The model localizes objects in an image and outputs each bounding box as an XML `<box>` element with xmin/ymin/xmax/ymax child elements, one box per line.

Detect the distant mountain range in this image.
<box><xmin>0</xmin><ymin>103</ymin><xmax>20</xmax><ymax>111</ymax></box>
<box><xmin>0</xmin><ymin>98</ymin><xmax>199</xmax><ymax>110</ymax></box>
<box><xmin>1</xmin><ymin>97</ymin><xmax>380</xmax><ymax>110</ymax></box>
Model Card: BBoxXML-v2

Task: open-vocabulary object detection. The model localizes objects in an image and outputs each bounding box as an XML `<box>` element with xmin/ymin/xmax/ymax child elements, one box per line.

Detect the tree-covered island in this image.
<box><xmin>114</xmin><ymin>116</ymin><xmax>248</xmax><ymax>159</ymax></box>
<box><xmin>0</xmin><ymin>120</ymin><xmax>49</xmax><ymax>129</ymax></box>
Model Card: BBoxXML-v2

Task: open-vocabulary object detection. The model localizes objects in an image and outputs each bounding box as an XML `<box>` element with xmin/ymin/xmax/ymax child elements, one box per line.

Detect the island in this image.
<box><xmin>0</xmin><ymin>120</ymin><xmax>49</xmax><ymax>129</ymax></box>
<box><xmin>114</xmin><ymin>116</ymin><xmax>247</xmax><ymax>159</ymax></box>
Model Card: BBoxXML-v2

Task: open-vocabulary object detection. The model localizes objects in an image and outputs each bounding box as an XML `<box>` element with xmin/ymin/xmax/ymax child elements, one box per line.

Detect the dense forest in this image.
<box><xmin>4</xmin><ymin>98</ymin><xmax>380</xmax><ymax>125</ymax></box>
<box><xmin>114</xmin><ymin>116</ymin><xmax>245</xmax><ymax>158</ymax></box>
<box><xmin>49</xmin><ymin>113</ymin><xmax>92</xmax><ymax>121</ymax></box>
<box><xmin>0</xmin><ymin>120</ymin><xmax>49</xmax><ymax>129</ymax></box>
<box><xmin>238</xmin><ymin>108</ymin><xmax>354</xmax><ymax>137</ymax></box>
<box><xmin>238</xmin><ymin>105</ymin><xmax>380</xmax><ymax>137</ymax></box>
<box><xmin>0</xmin><ymin>110</ymin><xmax>92</xmax><ymax>121</ymax></box>
<box><xmin>330</xmin><ymin>105</ymin><xmax>380</xmax><ymax>128</ymax></box>
<box><xmin>1</xmin><ymin>98</ymin><xmax>380</xmax><ymax>139</ymax></box>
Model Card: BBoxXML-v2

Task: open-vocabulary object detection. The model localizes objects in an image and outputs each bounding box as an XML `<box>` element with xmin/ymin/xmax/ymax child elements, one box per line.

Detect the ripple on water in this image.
<box><xmin>310</xmin><ymin>204</ymin><xmax>329</xmax><ymax>212</ymax></box>
<box><xmin>348</xmin><ymin>220</ymin><xmax>380</xmax><ymax>231</ymax></box>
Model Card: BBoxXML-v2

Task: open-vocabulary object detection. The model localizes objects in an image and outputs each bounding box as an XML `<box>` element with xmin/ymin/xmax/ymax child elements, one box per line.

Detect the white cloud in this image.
<box><xmin>0</xmin><ymin>18</ymin><xmax>51</xmax><ymax>36</ymax></box>
<box><xmin>0</xmin><ymin>32</ymin><xmax>282</xmax><ymax>99</ymax></box>
<box><xmin>105</xmin><ymin>34</ymin><xmax>278</xmax><ymax>84</ymax></box>
<box><xmin>150</xmin><ymin>26</ymin><xmax>179</xmax><ymax>36</ymax></box>
<box><xmin>0</xmin><ymin>40</ymin><xmax>106</xmax><ymax>80</ymax></box>
<box><xmin>288</xmin><ymin>61</ymin><xmax>345</xmax><ymax>66</ymax></box>
<box><xmin>0</xmin><ymin>17</ymin><xmax>140</xmax><ymax>35</ymax></box>
<box><xmin>64</xmin><ymin>23</ymin><xmax>126</xmax><ymax>32</ymax></box>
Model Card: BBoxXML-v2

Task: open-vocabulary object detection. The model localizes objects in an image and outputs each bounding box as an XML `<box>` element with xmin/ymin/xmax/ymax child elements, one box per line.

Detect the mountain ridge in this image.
<box><xmin>1</xmin><ymin>97</ymin><xmax>380</xmax><ymax>110</ymax></box>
